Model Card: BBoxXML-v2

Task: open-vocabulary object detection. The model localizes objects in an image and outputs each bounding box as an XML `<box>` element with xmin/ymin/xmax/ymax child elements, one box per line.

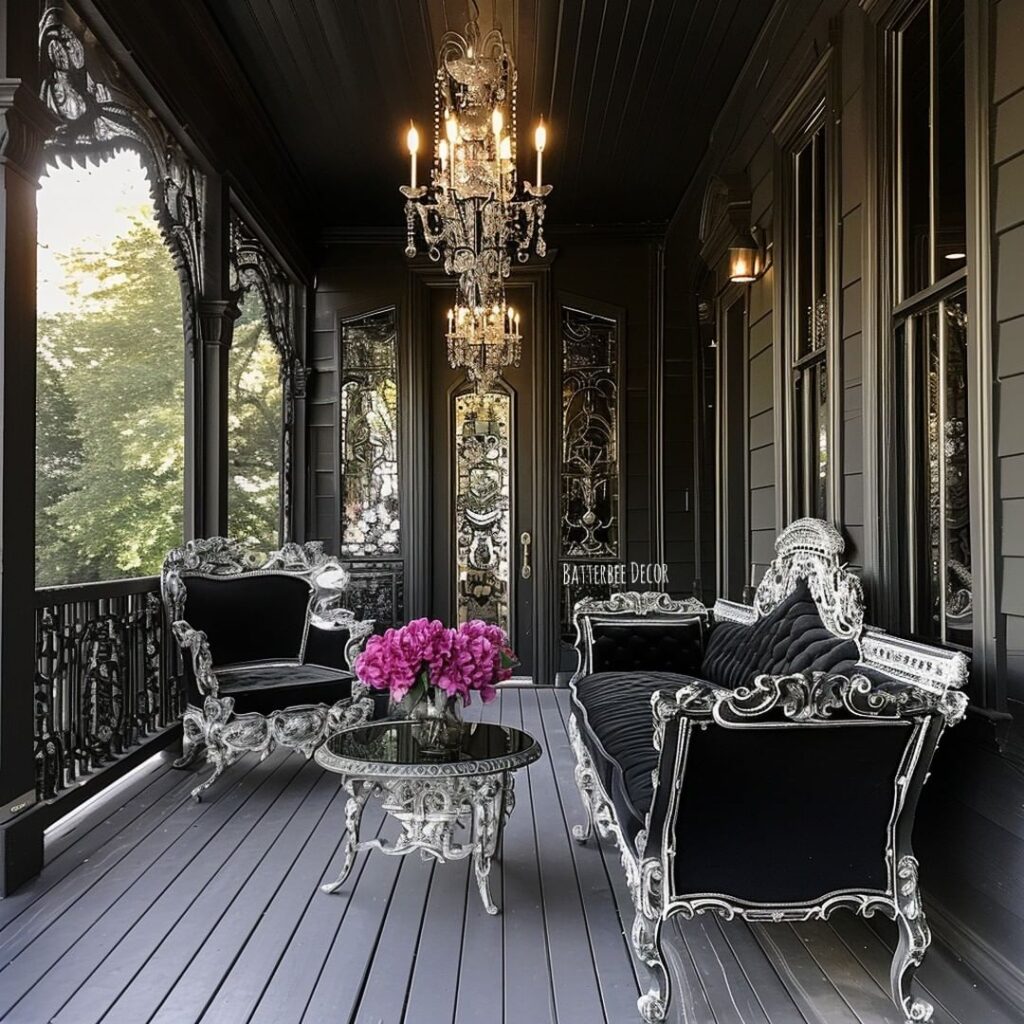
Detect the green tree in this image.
<box><xmin>36</xmin><ymin>214</ymin><xmax>185</xmax><ymax>585</ymax></box>
<box><xmin>227</xmin><ymin>290</ymin><xmax>283</xmax><ymax>550</ymax></box>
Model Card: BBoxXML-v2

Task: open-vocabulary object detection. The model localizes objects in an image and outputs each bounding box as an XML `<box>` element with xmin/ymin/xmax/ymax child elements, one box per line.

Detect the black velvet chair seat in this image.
<box><xmin>571</xmin><ymin>671</ymin><xmax>711</xmax><ymax>847</ymax></box>
<box><xmin>216</xmin><ymin>664</ymin><xmax>355</xmax><ymax>716</ymax></box>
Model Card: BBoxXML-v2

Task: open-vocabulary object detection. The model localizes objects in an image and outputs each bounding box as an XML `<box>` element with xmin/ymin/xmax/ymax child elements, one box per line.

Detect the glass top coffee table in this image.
<box><xmin>315</xmin><ymin>718</ymin><xmax>542</xmax><ymax>914</ymax></box>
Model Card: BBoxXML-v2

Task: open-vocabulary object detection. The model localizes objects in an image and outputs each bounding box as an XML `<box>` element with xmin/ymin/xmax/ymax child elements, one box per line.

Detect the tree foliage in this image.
<box><xmin>36</xmin><ymin>211</ymin><xmax>283</xmax><ymax>586</ymax></box>
<box><xmin>227</xmin><ymin>291</ymin><xmax>283</xmax><ymax>550</ymax></box>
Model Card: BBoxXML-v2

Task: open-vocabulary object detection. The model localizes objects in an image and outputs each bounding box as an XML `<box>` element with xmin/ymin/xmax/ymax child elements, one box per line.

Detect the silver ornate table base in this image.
<box><xmin>321</xmin><ymin>771</ymin><xmax>515</xmax><ymax>914</ymax></box>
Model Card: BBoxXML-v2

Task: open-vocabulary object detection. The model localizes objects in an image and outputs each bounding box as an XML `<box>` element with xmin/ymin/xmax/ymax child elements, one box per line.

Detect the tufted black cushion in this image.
<box><xmin>590</xmin><ymin>619</ymin><xmax>706</xmax><ymax>676</ymax></box>
<box><xmin>571</xmin><ymin>671</ymin><xmax>714</xmax><ymax>847</ymax></box>
<box><xmin>216</xmin><ymin>664</ymin><xmax>355</xmax><ymax>716</ymax></box>
<box><xmin>700</xmin><ymin>581</ymin><xmax>861</xmax><ymax>688</ymax></box>
<box><xmin>182</xmin><ymin>574</ymin><xmax>312</xmax><ymax>667</ymax></box>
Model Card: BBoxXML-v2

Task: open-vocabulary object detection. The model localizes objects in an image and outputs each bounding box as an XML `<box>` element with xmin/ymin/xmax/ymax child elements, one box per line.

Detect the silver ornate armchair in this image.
<box><xmin>162</xmin><ymin>538</ymin><xmax>375</xmax><ymax>799</ymax></box>
<box><xmin>567</xmin><ymin>518</ymin><xmax>969</xmax><ymax>1024</ymax></box>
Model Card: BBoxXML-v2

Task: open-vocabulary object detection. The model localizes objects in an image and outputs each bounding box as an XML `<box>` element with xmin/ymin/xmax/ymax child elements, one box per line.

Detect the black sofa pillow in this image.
<box><xmin>700</xmin><ymin>580</ymin><xmax>861</xmax><ymax>689</ymax></box>
<box><xmin>590</xmin><ymin>617</ymin><xmax>706</xmax><ymax>676</ymax></box>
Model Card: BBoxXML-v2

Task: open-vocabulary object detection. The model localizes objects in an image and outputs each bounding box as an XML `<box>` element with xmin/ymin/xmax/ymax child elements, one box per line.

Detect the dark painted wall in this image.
<box><xmin>993</xmin><ymin>0</ymin><xmax>1024</xmax><ymax>713</ymax></box>
<box><xmin>661</xmin><ymin>0</ymin><xmax>1024</xmax><ymax>1005</ymax></box>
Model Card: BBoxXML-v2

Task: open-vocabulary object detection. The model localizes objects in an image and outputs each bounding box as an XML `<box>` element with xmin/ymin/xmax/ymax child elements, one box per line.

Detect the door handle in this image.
<box><xmin>520</xmin><ymin>531</ymin><xmax>532</xmax><ymax>580</ymax></box>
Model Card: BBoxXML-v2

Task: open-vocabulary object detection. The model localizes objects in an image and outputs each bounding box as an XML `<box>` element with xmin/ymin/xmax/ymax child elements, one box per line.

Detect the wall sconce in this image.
<box><xmin>728</xmin><ymin>226</ymin><xmax>760</xmax><ymax>284</ymax></box>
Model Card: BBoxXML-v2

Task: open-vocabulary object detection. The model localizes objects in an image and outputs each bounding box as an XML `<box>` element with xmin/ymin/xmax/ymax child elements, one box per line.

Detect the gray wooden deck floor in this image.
<box><xmin>0</xmin><ymin>687</ymin><xmax>1017</xmax><ymax>1024</ymax></box>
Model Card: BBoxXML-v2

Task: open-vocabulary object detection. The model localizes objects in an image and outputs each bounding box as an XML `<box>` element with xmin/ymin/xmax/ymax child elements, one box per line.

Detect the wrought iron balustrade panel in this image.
<box><xmin>34</xmin><ymin>579</ymin><xmax>183</xmax><ymax>801</ymax></box>
<box><xmin>342</xmin><ymin>561</ymin><xmax>405</xmax><ymax>631</ymax></box>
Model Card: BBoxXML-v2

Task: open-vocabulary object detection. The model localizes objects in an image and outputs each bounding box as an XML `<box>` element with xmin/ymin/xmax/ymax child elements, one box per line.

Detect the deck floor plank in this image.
<box><xmin>0</xmin><ymin>753</ymin><xmax>280</xmax><ymax>1018</ymax></box>
<box><xmin>0</xmin><ymin>687</ymin><xmax>1009</xmax><ymax>1024</ymax></box>
<box><xmin>0</xmin><ymin>754</ymin><xmax>264</xmax><ymax>958</ymax></box>
<box><xmin>520</xmin><ymin>688</ymin><xmax>610</xmax><ymax>1024</ymax></box>
<box><xmin>710</xmin><ymin>919</ymin><xmax>812</xmax><ymax>1024</ymax></box>
<box><xmin>0</xmin><ymin>754</ymin><xmax>186</xmax><ymax>932</ymax></box>
<box><xmin>673</xmin><ymin>916</ymin><xmax>772</xmax><ymax>1024</ymax></box>
<box><xmin>246</xmin><ymin>800</ymin><xmax>389</xmax><ymax>1024</ymax></box>
<box><xmin>409</xmin><ymin>691</ymin><xmax>497</xmax><ymax>1024</ymax></box>
<box><xmin>537</xmin><ymin>688</ymin><xmax>642</xmax><ymax>1024</ymax></box>
<box><xmin>449</xmin><ymin>693</ymin><xmax>506</xmax><ymax>1024</ymax></box>
<box><xmin>749</xmin><ymin>923</ymin><xmax>865</xmax><ymax>1024</ymax></box>
<box><xmin>298</xmin><ymin>818</ymin><xmax>406</xmax><ymax>1023</ymax></box>
<box><xmin>499</xmin><ymin>689</ymin><xmax>558</xmax><ymax>1024</ymax></box>
<box><xmin>144</xmin><ymin>761</ymin><xmax>340</xmax><ymax>1024</ymax></box>
<box><xmin>549</xmin><ymin>691</ymin><xmax>719</xmax><ymax>1024</ymax></box>
<box><xmin>20</xmin><ymin>753</ymin><xmax>311</xmax><ymax>1024</ymax></box>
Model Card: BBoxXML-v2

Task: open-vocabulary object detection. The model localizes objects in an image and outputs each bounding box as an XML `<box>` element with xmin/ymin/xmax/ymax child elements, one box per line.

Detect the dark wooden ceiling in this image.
<box><xmin>204</xmin><ymin>0</ymin><xmax>775</xmax><ymax>229</ymax></box>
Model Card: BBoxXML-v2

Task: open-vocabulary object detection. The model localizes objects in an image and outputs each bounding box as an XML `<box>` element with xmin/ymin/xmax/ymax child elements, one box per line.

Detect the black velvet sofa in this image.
<box><xmin>568</xmin><ymin>519</ymin><xmax>969</xmax><ymax>1024</ymax></box>
<box><xmin>161</xmin><ymin>538</ymin><xmax>375</xmax><ymax>799</ymax></box>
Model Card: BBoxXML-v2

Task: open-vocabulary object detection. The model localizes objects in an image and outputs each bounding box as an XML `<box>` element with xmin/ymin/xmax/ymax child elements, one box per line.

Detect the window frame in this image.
<box><xmin>867</xmin><ymin>0</ymin><xmax>1005</xmax><ymax>716</ymax></box>
<box><xmin>773</xmin><ymin>45</ymin><xmax>842</xmax><ymax>526</ymax></box>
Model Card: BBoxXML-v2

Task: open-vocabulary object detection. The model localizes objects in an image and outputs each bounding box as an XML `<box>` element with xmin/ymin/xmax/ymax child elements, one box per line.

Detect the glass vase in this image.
<box><xmin>408</xmin><ymin>684</ymin><xmax>464</xmax><ymax>757</ymax></box>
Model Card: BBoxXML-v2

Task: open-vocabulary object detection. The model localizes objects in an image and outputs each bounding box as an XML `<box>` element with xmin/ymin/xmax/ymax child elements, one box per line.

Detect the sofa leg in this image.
<box><xmin>890</xmin><ymin>856</ymin><xmax>934</xmax><ymax>1023</ymax></box>
<box><xmin>567</xmin><ymin>713</ymin><xmax>596</xmax><ymax>843</ymax></box>
<box><xmin>572</xmin><ymin>761</ymin><xmax>595</xmax><ymax>843</ymax></box>
<box><xmin>632</xmin><ymin>910</ymin><xmax>671</xmax><ymax>1023</ymax></box>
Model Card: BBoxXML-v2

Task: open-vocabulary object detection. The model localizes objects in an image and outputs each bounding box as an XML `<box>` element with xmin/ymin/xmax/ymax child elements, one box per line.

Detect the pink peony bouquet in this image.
<box><xmin>355</xmin><ymin>618</ymin><xmax>516</xmax><ymax>707</ymax></box>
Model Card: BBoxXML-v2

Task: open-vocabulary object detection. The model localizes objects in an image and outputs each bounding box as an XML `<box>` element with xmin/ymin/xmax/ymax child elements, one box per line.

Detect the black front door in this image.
<box><xmin>429</xmin><ymin>283</ymin><xmax>535</xmax><ymax>677</ymax></box>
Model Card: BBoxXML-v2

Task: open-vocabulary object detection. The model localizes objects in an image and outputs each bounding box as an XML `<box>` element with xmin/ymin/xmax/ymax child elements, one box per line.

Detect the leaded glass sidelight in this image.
<box><xmin>454</xmin><ymin>390</ymin><xmax>512</xmax><ymax>633</ymax></box>
<box><xmin>896</xmin><ymin>290</ymin><xmax>970</xmax><ymax>647</ymax></box>
<box><xmin>340</xmin><ymin>309</ymin><xmax>401</xmax><ymax>559</ymax></box>
<box><xmin>559</xmin><ymin>306</ymin><xmax>620</xmax><ymax>640</ymax></box>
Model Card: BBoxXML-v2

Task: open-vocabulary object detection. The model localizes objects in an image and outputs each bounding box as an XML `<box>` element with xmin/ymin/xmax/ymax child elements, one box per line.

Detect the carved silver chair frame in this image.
<box><xmin>567</xmin><ymin>518</ymin><xmax>969</xmax><ymax>1024</ymax></box>
<box><xmin>162</xmin><ymin>538</ymin><xmax>375</xmax><ymax>800</ymax></box>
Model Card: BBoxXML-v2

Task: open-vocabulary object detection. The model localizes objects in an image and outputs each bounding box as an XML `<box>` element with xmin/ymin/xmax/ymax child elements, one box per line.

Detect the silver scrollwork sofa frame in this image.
<box><xmin>567</xmin><ymin>519</ymin><xmax>969</xmax><ymax>1024</ymax></box>
<box><xmin>162</xmin><ymin>538</ymin><xmax>376</xmax><ymax>799</ymax></box>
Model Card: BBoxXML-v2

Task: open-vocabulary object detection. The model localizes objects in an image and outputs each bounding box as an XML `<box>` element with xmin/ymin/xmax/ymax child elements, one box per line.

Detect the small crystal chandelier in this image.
<box><xmin>401</xmin><ymin>2</ymin><xmax>550</xmax><ymax>389</ymax></box>
<box><xmin>446</xmin><ymin>303</ymin><xmax>522</xmax><ymax>392</ymax></box>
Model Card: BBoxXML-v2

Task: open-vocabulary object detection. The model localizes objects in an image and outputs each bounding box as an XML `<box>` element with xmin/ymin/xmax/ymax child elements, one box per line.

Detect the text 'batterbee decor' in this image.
<box><xmin>401</xmin><ymin>2</ymin><xmax>551</xmax><ymax>390</ymax></box>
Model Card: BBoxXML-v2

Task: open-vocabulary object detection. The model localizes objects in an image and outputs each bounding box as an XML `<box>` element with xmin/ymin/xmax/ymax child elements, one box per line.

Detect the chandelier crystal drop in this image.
<box><xmin>401</xmin><ymin>3</ymin><xmax>551</xmax><ymax>390</ymax></box>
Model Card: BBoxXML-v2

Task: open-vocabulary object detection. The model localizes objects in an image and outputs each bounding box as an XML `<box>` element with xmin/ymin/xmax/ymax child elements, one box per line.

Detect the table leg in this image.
<box><xmin>322</xmin><ymin>778</ymin><xmax>371</xmax><ymax>894</ymax></box>
<box><xmin>472</xmin><ymin>774</ymin><xmax>507</xmax><ymax>915</ymax></box>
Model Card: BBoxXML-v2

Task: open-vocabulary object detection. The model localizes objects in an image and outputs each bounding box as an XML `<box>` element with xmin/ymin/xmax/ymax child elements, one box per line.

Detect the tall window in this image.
<box><xmin>892</xmin><ymin>0</ymin><xmax>969</xmax><ymax>646</ymax></box>
<box><xmin>339</xmin><ymin>308</ymin><xmax>404</xmax><ymax>627</ymax></box>
<box><xmin>786</xmin><ymin>107</ymin><xmax>832</xmax><ymax>520</ymax></box>
<box><xmin>558</xmin><ymin>306</ymin><xmax>621</xmax><ymax>641</ymax></box>
<box><xmin>227</xmin><ymin>289</ymin><xmax>283</xmax><ymax>549</ymax></box>
<box><xmin>36</xmin><ymin>151</ymin><xmax>185</xmax><ymax>586</ymax></box>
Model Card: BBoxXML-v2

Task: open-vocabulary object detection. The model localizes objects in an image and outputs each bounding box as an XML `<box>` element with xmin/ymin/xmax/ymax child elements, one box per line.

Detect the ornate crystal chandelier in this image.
<box><xmin>401</xmin><ymin>3</ymin><xmax>550</xmax><ymax>389</ymax></box>
<box><xmin>446</xmin><ymin>303</ymin><xmax>521</xmax><ymax>391</ymax></box>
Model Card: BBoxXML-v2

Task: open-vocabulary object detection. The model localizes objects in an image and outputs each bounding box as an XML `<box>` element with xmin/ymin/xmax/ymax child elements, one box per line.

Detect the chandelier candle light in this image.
<box><xmin>401</xmin><ymin>5</ymin><xmax>551</xmax><ymax>390</ymax></box>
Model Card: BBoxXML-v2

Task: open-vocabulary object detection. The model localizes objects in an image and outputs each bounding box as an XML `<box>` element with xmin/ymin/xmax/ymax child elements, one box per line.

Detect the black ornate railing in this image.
<box><xmin>34</xmin><ymin>576</ymin><xmax>182</xmax><ymax>801</ymax></box>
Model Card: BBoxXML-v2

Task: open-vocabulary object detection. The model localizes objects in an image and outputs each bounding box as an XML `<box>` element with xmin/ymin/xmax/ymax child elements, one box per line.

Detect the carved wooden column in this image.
<box><xmin>195</xmin><ymin>299</ymin><xmax>238</xmax><ymax>538</ymax></box>
<box><xmin>0</xmin><ymin>2</ymin><xmax>57</xmax><ymax>893</ymax></box>
<box><xmin>190</xmin><ymin>174</ymin><xmax>237</xmax><ymax>539</ymax></box>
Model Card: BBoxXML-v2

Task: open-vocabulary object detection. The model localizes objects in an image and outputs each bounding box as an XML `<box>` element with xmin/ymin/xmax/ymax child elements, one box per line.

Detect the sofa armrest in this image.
<box><xmin>171</xmin><ymin>620</ymin><xmax>220</xmax><ymax>698</ymax></box>
<box><xmin>652</xmin><ymin>670</ymin><xmax>966</xmax><ymax>731</ymax></box>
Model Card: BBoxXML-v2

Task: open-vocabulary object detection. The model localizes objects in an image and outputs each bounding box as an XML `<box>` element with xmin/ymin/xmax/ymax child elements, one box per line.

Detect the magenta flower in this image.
<box><xmin>354</xmin><ymin>617</ymin><xmax>518</xmax><ymax>707</ymax></box>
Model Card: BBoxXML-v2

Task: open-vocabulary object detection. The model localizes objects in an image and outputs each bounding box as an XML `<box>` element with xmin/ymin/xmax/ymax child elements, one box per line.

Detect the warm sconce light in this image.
<box><xmin>728</xmin><ymin>226</ymin><xmax>760</xmax><ymax>284</ymax></box>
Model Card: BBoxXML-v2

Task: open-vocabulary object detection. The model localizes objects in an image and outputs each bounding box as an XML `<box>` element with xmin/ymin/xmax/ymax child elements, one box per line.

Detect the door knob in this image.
<box><xmin>520</xmin><ymin>531</ymin><xmax>532</xmax><ymax>580</ymax></box>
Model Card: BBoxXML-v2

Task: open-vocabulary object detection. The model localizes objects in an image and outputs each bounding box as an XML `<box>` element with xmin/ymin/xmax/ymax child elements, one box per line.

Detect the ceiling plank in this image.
<box><xmin>200</xmin><ymin>0</ymin><xmax>775</xmax><ymax>227</ymax></box>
